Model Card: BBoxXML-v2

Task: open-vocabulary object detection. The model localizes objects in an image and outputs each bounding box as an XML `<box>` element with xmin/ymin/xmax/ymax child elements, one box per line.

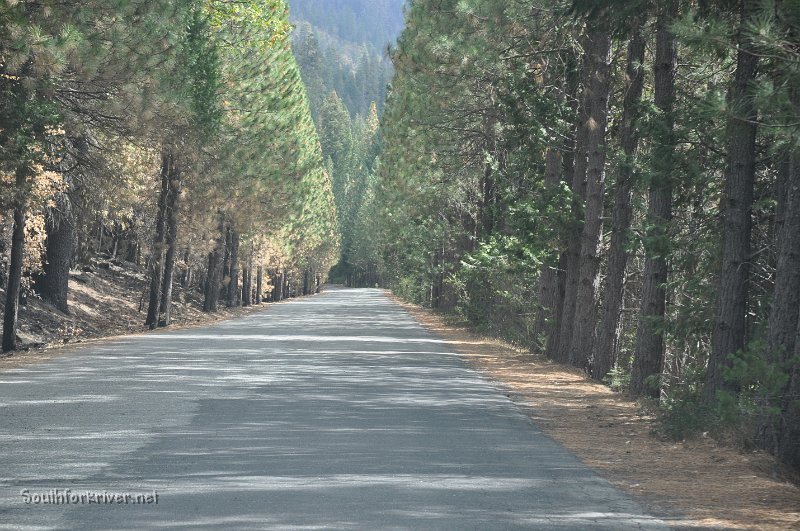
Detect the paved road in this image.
<box><xmin>0</xmin><ymin>288</ymin><xmax>667</xmax><ymax>530</ymax></box>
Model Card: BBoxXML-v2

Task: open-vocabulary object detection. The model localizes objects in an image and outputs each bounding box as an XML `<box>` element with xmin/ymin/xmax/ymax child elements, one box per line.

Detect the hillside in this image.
<box><xmin>287</xmin><ymin>0</ymin><xmax>404</xmax><ymax>118</ymax></box>
<box><xmin>288</xmin><ymin>0</ymin><xmax>405</xmax><ymax>51</ymax></box>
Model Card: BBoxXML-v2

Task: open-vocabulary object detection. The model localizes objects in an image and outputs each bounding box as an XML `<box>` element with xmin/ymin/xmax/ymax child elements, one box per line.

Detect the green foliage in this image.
<box><xmin>347</xmin><ymin>0</ymin><xmax>800</xmax><ymax>469</ymax></box>
<box><xmin>604</xmin><ymin>367</ymin><xmax>631</xmax><ymax>393</ymax></box>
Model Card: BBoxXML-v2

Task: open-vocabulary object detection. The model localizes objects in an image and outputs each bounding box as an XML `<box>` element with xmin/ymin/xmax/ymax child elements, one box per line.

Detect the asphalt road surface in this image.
<box><xmin>0</xmin><ymin>288</ymin><xmax>668</xmax><ymax>530</ymax></box>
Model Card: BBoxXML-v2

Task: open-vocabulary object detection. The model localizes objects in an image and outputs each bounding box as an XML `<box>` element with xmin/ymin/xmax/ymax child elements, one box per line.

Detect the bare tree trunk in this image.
<box><xmin>181</xmin><ymin>246</ymin><xmax>191</xmax><ymax>288</ymax></box>
<box><xmin>593</xmin><ymin>23</ymin><xmax>646</xmax><ymax>380</ymax></box>
<box><xmin>203</xmin><ymin>218</ymin><xmax>225</xmax><ymax>313</ymax></box>
<box><xmin>2</xmin><ymin>169</ymin><xmax>27</xmax><ymax>352</ymax></box>
<box><xmin>0</xmin><ymin>235</ymin><xmax>7</xmax><ymax>291</ymax></box>
<box><xmin>276</xmin><ymin>273</ymin><xmax>285</xmax><ymax>302</ymax></box>
<box><xmin>570</xmin><ymin>24</ymin><xmax>614</xmax><ymax>370</ymax></box>
<box><xmin>631</xmin><ymin>2</ymin><xmax>679</xmax><ymax>397</ymax></box>
<box><xmin>145</xmin><ymin>153</ymin><xmax>171</xmax><ymax>329</ymax></box>
<box><xmin>705</xmin><ymin>0</ymin><xmax>759</xmax><ymax>402</ymax></box>
<box><xmin>226</xmin><ymin>227</ymin><xmax>240</xmax><ymax>307</ymax></box>
<box><xmin>34</xmin><ymin>195</ymin><xmax>75</xmax><ymax>314</ymax></box>
<box><xmin>255</xmin><ymin>266</ymin><xmax>263</xmax><ymax>304</ymax></box>
<box><xmin>158</xmin><ymin>158</ymin><xmax>182</xmax><ymax>327</ymax></box>
<box><xmin>242</xmin><ymin>261</ymin><xmax>251</xmax><ymax>307</ymax></box>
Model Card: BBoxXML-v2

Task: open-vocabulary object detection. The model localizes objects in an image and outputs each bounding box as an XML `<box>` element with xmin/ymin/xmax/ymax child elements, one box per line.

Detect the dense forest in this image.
<box><xmin>3</xmin><ymin>0</ymin><xmax>799</xmax><ymax>478</ymax></box>
<box><xmin>287</xmin><ymin>0</ymin><xmax>403</xmax><ymax>282</ymax></box>
<box><xmin>0</xmin><ymin>2</ymin><xmax>338</xmax><ymax>346</ymax></box>
<box><xmin>347</xmin><ymin>0</ymin><xmax>800</xmax><ymax>471</ymax></box>
<box><xmin>289</xmin><ymin>0</ymin><xmax>405</xmax><ymax>51</ymax></box>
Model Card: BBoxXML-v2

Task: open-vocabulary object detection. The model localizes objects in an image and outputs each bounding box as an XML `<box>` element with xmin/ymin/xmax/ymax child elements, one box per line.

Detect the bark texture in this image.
<box><xmin>2</xmin><ymin>170</ymin><xmax>27</xmax><ymax>352</ymax></box>
<box><xmin>145</xmin><ymin>153</ymin><xmax>171</xmax><ymax>329</ymax></box>
<box><xmin>570</xmin><ymin>25</ymin><xmax>613</xmax><ymax>370</ymax></box>
<box><xmin>592</xmin><ymin>24</ymin><xmax>646</xmax><ymax>380</ymax></box>
<box><xmin>705</xmin><ymin>0</ymin><xmax>759</xmax><ymax>402</ymax></box>
<box><xmin>35</xmin><ymin>197</ymin><xmax>75</xmax><ymax>314</ymax></box>
<box><xmin>533</xmin><ymin>149</ymin><xmax>563</xmax><ymax>350</ymax></box>
<box><xmin>555</xmin><ymin>37</ymin><xmax>592</xmax><ymax>364</ymax></box>
<box><xmin>158</xmin><ymin>161</ymin><xmax>182</xmax><ymax>327</ymax></box>
<box><xmin>631</xmin><ymin>2</ymin><xmax>679</xmax><ymax>397</ymax></box>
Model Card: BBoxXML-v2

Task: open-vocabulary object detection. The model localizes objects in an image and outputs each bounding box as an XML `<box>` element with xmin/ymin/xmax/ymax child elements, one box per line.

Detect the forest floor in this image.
<box><xmin>0</xmin><ymin>258</ymin><xmax>275</xmax><ymax>367</ymax></box>
<box><xmin>391</xmin><ymin>294</ymin><xmax>800</xmax><ymax>531</ymax></box>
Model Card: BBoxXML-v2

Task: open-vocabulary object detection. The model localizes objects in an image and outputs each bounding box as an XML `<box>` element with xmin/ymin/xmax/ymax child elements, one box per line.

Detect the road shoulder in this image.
<box><xmin>389</xmin><ymin>293</ymin><xmax>800</xmax><ymax>531</ymax></box>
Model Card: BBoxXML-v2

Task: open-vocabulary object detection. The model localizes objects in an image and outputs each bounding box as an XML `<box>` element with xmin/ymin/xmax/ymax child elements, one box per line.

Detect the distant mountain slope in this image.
<box><xmin>288</xmin><ymin>0</ymin><xmax>405</xmax><ymax>51</ymax></box>
<box><xmin>287</xmin><ymin>0</ymin><xmax>404</xmax><ymax>118</ymax></box>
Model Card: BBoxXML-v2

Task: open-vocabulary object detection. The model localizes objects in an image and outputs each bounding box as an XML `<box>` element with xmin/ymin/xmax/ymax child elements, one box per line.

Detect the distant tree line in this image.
<box><xmin>288</xmin><ymin>0</ymin><xmax>405</xmax><ymax>51</ymax></box>
<box><xmin>288</xmin><ymin>0</ymin><xmax>400</xmax><ymax>281</ymax></box>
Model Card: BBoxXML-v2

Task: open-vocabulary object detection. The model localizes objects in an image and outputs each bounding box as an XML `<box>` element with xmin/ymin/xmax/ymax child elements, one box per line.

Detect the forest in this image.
<box><xmin>2</xmin><ymin>0</ymin><xmax>799</xmax><ymax>480</ymax></box>
<box><xmin>287</xmin><ymin>0</ymin><xmax>402</xmax><ymax>283</ymax></box>
<box><xmin>0</xmin><ymin>2</ymin><xmax>339</xmax><ymax>348</ymax></box>
<box><xmin>340</xmin><ymin>0</ymin><xmax>800</xmax><ymax>472</ymax></box>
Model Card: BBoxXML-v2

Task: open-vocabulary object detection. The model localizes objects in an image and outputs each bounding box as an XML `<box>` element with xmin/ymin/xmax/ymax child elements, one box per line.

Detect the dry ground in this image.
<box><xmin>391</xmin><ymin>294</ymin><xmax>800</xmax><ymax>531</ymax></box>
<box><xmin>0</xmin><ymin>259</ymin><xmax>278</xmax><ymax>367</ymax></box>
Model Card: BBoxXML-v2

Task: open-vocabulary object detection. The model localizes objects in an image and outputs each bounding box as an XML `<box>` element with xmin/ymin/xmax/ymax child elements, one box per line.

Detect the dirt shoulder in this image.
<box><xmin>0</xmin><ymin>259</ymin><xmax>285</xmax><ymax>369</ymax></box>
<box><xmin>391</xmin><ymin>294</ymin><xmax>800</xmax><ymax>531</ymax></box>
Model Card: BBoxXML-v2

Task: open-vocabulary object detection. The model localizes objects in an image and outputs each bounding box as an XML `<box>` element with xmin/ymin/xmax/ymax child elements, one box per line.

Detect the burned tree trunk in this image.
<box><xmin>145</xmin><ymin>153</ymin><xmax>171</xmax><ymax>329</ymax></box>
<box><xmin>34</xmin><ymin>195</ymin><xmax>75</xmax><ymax>314</ymax></box>
<box><xmin>203</xmin><ymin>218</ymin><xmax>225</xmax><ymax>313</ymax></box>
<box><xmin>242</xmin><ymin>261</ymin><xmax>251</xmax><ymax>307</ymax></box>
<box><xmin>158</xmin><ymin>160</ymin><xmax>182</xmax><ymax>327</ymax></box>
<box><xmin>2</xmin><ymin>169</ymin><xmax>27</xmax><ymax>352</ymax></box>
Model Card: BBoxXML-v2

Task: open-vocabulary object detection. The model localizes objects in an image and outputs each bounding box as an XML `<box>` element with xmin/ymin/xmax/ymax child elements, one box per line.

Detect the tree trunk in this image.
<box><xmin>570</xmin><ymin>24</ymin><xmax>613</xmax><ymax>370</ymax></box>
<box><xmin>533</xmin><ymin>149</ymin><xmax>563</xmax><ymax>350</ymax></box>
<box><xmin>226</xmin><ymin>227</ymin><xmax>240</xmax><ymax>307</ymax></box>
<box><xmin>766</xmin><ymin>86</ymin><xmax>800</xmax><ymax>468</ymax></box>
<box><xmin>145</xmin><ymin>153</ymin><xmax>171</xmax><ymax>329</ymax></box>
<box><xmin>34</xmin><ymin>195</ymin><xmax>75</xmax><ymax>314</ymax></box>
<box><xmin>203</xmin><ymin>251</ymin><xmax>219</xmax><ymax>312</ymax></box>
<box><xmin>158</xmin><ymin>158</ymin><xmax>182</xmax><ymax>327</ymax></box>
<box><xmin>2</xmin><ymin>170</ymin><xmax>27</xmax><ymax>352</ymax></box>
<box><xmin>203</xmin><ymin>218</ymin><xmax>225</xmax><ymax>313</ymax></box>
<box><xmin>242</xmin><ymin>262</ymin><xmax>251</xmax><ymax>307</ymax></box>
<box><xmin>545</xmin><ymin>51</ymin><xmax>580</xmax><ymax>362</ymax></box>
<box><xmin>705</xmin><ymin>1</ymin><xmax>760</xmax><ymax>402</ymax></box>
<box><xmin>631</xmin><ymin>2</ymin><xmax>679</xmax><ymax>397</ymax></box>
<box><xmin>592</xmin><ymin>23</ymin><xmax>646</xmax><ymax>380</ymax></box>
<box><xmin>125</xmin><ymin>236</ymin><xmax>138</xmax><ymax>264</ymax></box>
<box><xmin>256</xmin><ymin>266</ymin><xmax>263</xmax><ymax>304</ymax></box>
<box><xmin>220</xmin><ymin>225</ymin><xmax>232</xmax><ymax>301</ymax></box>
<box><xmin>555</xmin><ymin>31</ymin><xmax>597</xmax><ymax>364</ymax></box>
<box><xmin>276</xmin><ymin>273</ymin><xmax>285</xmax><ymax>302</ymax></box>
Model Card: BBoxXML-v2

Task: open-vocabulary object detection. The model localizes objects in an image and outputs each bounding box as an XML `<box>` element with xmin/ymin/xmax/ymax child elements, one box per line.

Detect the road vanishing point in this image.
<box><xmin>0</xmin><ymin>288</ymin><xmax>668</xmax><ymax>530</ymax></box>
